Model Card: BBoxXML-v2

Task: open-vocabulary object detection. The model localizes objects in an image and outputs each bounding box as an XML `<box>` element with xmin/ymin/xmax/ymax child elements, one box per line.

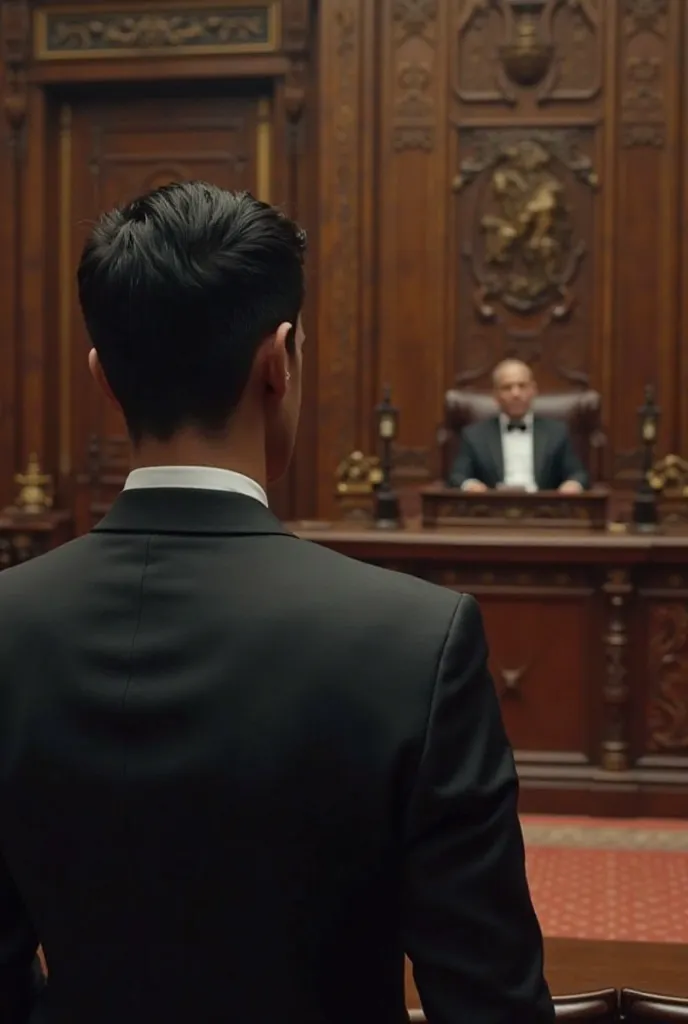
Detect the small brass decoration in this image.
<box><xmin>648</xmin><ymin>453</ymin><xmax>688</xmax><ymax>497</ymax></box>
<box><xmin>14</xmin><ymin>454</ymin><xmax>53</xmax><ymax>514</ymax></box>
<box><xmin>335</xmin><ymin>451</ymin><xmax>383</xmax><ymax>496</ymax></box>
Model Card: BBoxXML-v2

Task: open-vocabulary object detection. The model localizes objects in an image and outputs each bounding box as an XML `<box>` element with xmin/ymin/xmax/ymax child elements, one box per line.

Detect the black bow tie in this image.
<box><xmin>506</xmin><ymin>420</ymin><xmax>527</xmax><ymax>432</ymax></box>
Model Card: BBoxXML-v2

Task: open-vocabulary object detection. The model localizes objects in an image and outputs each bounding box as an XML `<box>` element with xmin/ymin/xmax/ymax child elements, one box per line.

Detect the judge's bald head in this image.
<box><xmin>492</xmin><ymin>359</ymin><xmax>536</xmax><ymax>419</ymax></box>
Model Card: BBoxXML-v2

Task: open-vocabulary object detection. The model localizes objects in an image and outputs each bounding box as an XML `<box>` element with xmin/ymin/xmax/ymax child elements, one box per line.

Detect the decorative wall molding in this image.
<box><xmin>317</xmin><ymin>0</ymin><xmax>362</xmax><ymax>483</ymax></box>
<box><xmin>620</xmin><ymin>0</ymin><xmax>668</xmax><ymax>147</ymax></box>
<box><xmin>647</xmin><ymin>603</ymin><xmax>688</xmax><ymax>753</ymax></box>
<box><xmin>282</xmin><ymin>0</ymin><xmax>310</xmax><ymax>52</ymax></box>
<box><xmin>601</xmin><ymin>568</ymin><xmax>632</xmax><ymax>771</ymax></box>
<box><xmin>392</xmin><ymin>0</ymin><xmax>437</xmax><ymax>151</ymax></box>
<box><xmin>34</xmin><ymin>3</ymin><xmax>279</xmax><ymax>60</ymax></box>
<box><xmin>454</xmin><ymin>0</ymin><xmax>602</xmax><ymax>108</ymax></box>
<box><xmin>0</xmin><ymin>0</ymin><xmax>30</xmax><ymax>132</ymax></box>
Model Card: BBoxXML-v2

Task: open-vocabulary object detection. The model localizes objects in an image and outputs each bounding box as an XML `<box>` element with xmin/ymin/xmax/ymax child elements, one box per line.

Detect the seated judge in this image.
<box><xmin>449</xmin><ymin>359</ymin><xmax>589</xmax><ymax>494</ymax></box>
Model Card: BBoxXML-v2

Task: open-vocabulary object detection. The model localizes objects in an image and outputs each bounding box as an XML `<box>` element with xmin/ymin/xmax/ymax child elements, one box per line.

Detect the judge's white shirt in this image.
<box><xmin>499</xmin><ymin>412</ymin><xmax>536</xmax><ymax>491</ymax></box>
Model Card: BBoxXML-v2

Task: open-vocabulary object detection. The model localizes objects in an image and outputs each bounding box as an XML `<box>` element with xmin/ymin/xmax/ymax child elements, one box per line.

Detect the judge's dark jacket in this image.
<box><xmin>0</xmin><ymin>487</ymin><xmax>554</xmax><ymax>1024</ymax></box>
<box><xmin>450</xmin><ymin>414</ymin><xmax>589</xmax><ymax>490</ymax></box>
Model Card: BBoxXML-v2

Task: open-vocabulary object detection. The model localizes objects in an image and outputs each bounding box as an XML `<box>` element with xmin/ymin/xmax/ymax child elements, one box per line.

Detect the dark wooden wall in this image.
<box><xmin>0</xmin><ymin>0</ymin><xmax>684</xmax><ymax>524</ymax></box>
<box><xmin>317</xmin><ymin>0</ymin><xmax>687</xmax><ymax>517</ymax></box>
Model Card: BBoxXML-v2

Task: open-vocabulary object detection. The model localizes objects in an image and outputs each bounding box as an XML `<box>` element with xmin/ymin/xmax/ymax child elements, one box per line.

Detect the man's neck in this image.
<box><xmin>130</xmin><ymin>431</ymin><xmax>267</xmax><ymax>490</ymax></box>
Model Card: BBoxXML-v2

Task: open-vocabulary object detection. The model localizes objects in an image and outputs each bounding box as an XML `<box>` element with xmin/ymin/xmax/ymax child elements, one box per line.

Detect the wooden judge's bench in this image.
<box><xmin>293</xmin><ymin>515</ymin><xmax>688</xmax><ymax>819</ymax></box>
<box><xmin>300</xmin><ymin>386</ymin><xmax>688</xmax><ymax>818</ymax></box>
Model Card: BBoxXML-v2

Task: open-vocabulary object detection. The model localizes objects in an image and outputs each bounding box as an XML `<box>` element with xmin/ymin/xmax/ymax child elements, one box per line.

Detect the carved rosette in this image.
<box><xmin>647</xmin><ymin>603</ymin><xmax>688</xmax><ymax>753</ymax></box>
<box><xmin>392</xmin><ymin>0</ymin><xmax>438</xmax><ymax>151</ymax></box>
<box><xmin>601</xmin><ymin>569</ymin><xmax>633</xmax><ymax>771</ymax></box>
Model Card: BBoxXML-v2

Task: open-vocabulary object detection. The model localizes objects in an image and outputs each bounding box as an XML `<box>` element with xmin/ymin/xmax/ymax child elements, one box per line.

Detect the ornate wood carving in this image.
<box><xmin>0</xmin><ymin>0</ymin><xmax>30</xmax><ymax>133</ymax></box>
<box><xmin>601</xmin><ymin>568</ymin><xmax>632</xmax><ymax>771</ymax></box>
<box><xmin>454</xmin><ymin>0</ymin><xmax>602</xmax><ymax>107</ymax></box>
<box><xmin>316</xmin><ymin>0</ymin><xmax>363</xmax><ymax>504</ymax></box>
<box><xmin>421</xmin><ymin>485</ymin><xmax>608</xmax><ymax>530</ymax></box>
<box><xmin>620</xmin><ymin>0</ymin><xmax>668</xmax><ymax>147</ymax></box>
<box><xmin>282</xmin><ymin>0</ymin><xmax>310</xmax><ymax>52</ymax></box>
<box><xmin>392</xmin><ymin>0</ymin><xmax>438</xmax><ymax>151</ymax></box>
<box><xmin>647</xmin><ymin>603</ymin><xmax>688</xmax><ymax>753</ymax></box>
<box><xmin>34</xmin><ymin>4</ymin><xmax>278</xmax><ymax>59</ymax></box>
<box><xmin>453</xmin><ymin>128</ymin><xmax>597</xmax><ymax>333</ymax></box>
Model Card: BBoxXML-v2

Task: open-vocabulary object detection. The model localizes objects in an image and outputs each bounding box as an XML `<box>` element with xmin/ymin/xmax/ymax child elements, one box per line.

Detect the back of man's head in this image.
<box><xmin>77</xmin><ymin>182</ymin><xmax>307</xmax><ymax>445</ymax></box>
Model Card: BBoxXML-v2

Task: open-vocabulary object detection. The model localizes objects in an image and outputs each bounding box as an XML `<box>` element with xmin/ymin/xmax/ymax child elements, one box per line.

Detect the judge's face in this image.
<box><xmin>493</xmin><ymin>363</ymin><xmax>536</xmax><ymax>420</ymax></box>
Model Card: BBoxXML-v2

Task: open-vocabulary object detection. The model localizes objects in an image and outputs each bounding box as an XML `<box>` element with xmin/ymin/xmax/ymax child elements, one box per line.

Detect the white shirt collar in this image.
<box><xmin>123</xmin><ymin>466</ymin><xmax>268</xmax><ymax>507</ymax></box>
<box><xmin>500</xmin><ymin>411</ymin><xmax>534</xmax><ymax>431</ymax></box>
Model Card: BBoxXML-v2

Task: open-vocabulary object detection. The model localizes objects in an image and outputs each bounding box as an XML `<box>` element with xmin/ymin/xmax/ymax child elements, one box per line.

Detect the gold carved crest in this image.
<box><xmin>454</xmin><ymin>129</ymin><xmax>597</xmax><ymax>322</ymax></box>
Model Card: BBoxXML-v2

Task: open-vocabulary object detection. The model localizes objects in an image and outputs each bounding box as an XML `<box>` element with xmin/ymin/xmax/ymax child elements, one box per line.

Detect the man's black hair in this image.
<box><xmin>77</xmin><ymin>182</ymin><xmax>307</xmax><ymax>443</ymax></box>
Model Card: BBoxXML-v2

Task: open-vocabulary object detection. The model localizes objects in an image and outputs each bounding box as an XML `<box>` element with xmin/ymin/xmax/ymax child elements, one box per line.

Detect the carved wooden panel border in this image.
<box><xmin>611</xmin><ymin>0</ymin><xmax>682</xmax><ymax>481</ymax></box>
<box><xmin>34</xmin><ymin>2</ymin><xmax>280</xmax><ymax>60</ymax></box>
<box><xmin>316</xmin><ymin>0</ymin><xmax>376</xmax><ymax>516</ymax></box>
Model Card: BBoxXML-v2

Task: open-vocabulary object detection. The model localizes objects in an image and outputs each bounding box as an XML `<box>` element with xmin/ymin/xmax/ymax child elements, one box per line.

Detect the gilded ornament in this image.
<box><xmin>335</xmin><ymin>451</ymin><xmax>383</xmax><ymax>496</ymax></box>
<box><xmin>13</xmin><ymin>454</ymin><xmax>53</xmax><ymax>515</ymax></box>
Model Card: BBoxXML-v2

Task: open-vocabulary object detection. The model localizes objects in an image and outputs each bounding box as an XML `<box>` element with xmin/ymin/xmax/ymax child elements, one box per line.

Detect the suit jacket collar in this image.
<box><xmin>92</xmin><ymin>487</ymin><xmax>294</xmax><ymax>538</ymax></box>
<box><xmin>532</xmin><ymin>416</ymin><xmax>549</xmax><ymax>486</ymax></box>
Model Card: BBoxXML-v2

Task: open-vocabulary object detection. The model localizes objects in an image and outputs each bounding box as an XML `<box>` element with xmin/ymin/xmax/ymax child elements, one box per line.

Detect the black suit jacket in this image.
<box><xmin>0</xmin><ymin>488</ymin><xmax>553</xmax><ymax>1024</ymax></box>
<box><xmin>449</xmin><ymin>415</ymin><xmax>589</xmax><ymax>490</ymax></box>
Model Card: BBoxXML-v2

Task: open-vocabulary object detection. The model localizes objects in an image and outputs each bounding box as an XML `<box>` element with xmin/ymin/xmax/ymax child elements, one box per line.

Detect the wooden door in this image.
<box><xmin>55</xmin><ymin>87</ymin><xmax>271</xmax><ymax>531</ymax></box>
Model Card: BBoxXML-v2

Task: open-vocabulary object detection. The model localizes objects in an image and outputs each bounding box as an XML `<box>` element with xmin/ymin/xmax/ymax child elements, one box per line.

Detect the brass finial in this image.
<box><xmin>14</xmin><ymin>454</ymin><xmax>53</xmax><ymax>514</ymax></box>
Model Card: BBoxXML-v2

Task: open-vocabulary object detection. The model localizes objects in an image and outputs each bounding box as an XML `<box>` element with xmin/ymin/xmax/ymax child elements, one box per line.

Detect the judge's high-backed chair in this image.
<box><xmin>438</xmin><ymin>386</ymin><xmax>606</xmax><ymax>486</ymax></box>
<box><xmin>407</xmin><ymin>989</ymin><xmax>618</xmax><ymax>1021</ymax></box>
<box><xmin>620</xmin><ymin>989</ymin><xmax>688</xmax><ymax>1022</ymax></box>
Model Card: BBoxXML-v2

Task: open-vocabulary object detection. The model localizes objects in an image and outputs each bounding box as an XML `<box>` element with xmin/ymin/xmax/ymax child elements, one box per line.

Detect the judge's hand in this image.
<box><xmin>463</xmin><ymin>480</ymin><xmax>488</xmax><ymax>493</ymax></box>
<box><xmin>558</xmin><ymin>480</ymin><xmax>583</xmax><ymax>495</ymax></box>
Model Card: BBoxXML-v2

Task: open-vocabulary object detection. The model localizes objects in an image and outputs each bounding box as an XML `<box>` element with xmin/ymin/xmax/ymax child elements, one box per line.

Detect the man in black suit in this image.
<box><xmin>0</xmin><ymin>184</ymin><xmax>553</xmax><ymax>1023</ymax></box>
<box><xmin>449</xmin><ymin>359</ymin><xmax>589</xmax><ymax>493</ymax></box>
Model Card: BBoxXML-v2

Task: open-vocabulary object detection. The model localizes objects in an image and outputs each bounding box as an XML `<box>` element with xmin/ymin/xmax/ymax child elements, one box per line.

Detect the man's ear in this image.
<box><xmin>88</xmin><ymin>348</ymin><xmax>120</xmax><ymax>410</ymax></box>
<box><xmin>264</xmin><ymin>322</ymin><xmax>293</xmax><ymax>398</ymax></box>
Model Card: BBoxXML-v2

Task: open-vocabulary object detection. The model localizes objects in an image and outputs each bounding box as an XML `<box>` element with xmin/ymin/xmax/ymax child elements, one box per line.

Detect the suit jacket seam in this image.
<box><xmin>120</xmin><ymin>535</ymin><xmax>152</xmax><ymax>713</ymax></box>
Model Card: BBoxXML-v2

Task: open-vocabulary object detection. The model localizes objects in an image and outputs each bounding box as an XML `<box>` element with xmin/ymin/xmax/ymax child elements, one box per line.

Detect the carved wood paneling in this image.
<box><xmin>316</xmin><ymin>0</ymin><xmax>376</xmax><ymax>515</ymax></box>
<box><xmin>647</xmin><ymin>602</ymin><xmax>688</xmax><ymax>754</ymax></box>
<box><xmin>454</xmin><ymin>0</ymin><xmax>602</xmax><ymax>110</ymax></box>
<box><xmin>451</xmin><ymin>126</ymin><xmax>598</xmax><ymax>392</ymax></box>
<box><xmin>0</xmin><ymin>0</ymin><xmax>30</xmax><ymax>506</ymax></box>
<box><xmin>447</xmin><ymin>0</ymin><xmax>606</xmax><ymax>422</ymax></box>
<box><xmin>34</xmin><ymin>5</ymin><xmax>279</xmax><ymax>59</ymax></box>
<box><xmin>375</xmin><ymin>0</ymin><xmax>448</xmax><ymax>492</ymax></box>
<box><xmin>611</xmin><ymin>0</ymin><xmax>682</xmax><ymax>482</ymax></box>
<box><xmin>601</xmin><ymin>568</ymin><xmax>632</xmax><ymax>771</ymax></box>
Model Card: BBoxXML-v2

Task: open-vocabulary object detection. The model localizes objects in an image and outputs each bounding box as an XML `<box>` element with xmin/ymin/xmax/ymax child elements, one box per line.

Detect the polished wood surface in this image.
<box><xmin>294</xmin><ymin>522</ymin><xmax>688</xmax><ymax>816</ymax></box>
<box><xmin>405</xmin><ymin>940</ymin><xmax>688</xmax><ymax>1007</ymax></box>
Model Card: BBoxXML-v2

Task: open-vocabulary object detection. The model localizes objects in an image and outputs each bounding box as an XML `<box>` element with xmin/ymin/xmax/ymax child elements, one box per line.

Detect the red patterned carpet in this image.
<box><xmin>522</xmin><ymin>815</ymin><xmax>688</xmax><ymax>943</ymax></box>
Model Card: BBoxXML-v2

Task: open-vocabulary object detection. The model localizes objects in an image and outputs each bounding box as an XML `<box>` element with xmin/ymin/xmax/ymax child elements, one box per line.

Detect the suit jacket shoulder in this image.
<box><xmin>462</xmin><ymin>417</ymin><xmax>497</xmax><ymax>443</ymax></box>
